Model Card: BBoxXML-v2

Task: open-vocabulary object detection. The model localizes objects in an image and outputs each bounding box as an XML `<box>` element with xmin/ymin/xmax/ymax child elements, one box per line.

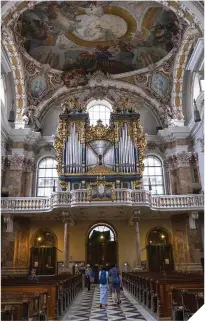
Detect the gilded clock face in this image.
<box><xmin>18</xmin><ymin>1</ymin><xmax>181</xmax><ymax>74</ymax></box>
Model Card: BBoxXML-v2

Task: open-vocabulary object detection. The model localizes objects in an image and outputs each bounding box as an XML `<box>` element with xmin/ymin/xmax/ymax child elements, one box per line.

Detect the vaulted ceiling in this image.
<box><xmin>1</xmin><ymin>1</ymin><xmax>203</xmax><ymax>130</ymax></box>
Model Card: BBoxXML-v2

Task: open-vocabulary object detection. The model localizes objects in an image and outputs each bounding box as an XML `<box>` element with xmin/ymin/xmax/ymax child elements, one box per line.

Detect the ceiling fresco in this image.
<box><xmin>18</xmin><ymin>1</ymin><xmax>181</xmax><ymax>75</ymax></box>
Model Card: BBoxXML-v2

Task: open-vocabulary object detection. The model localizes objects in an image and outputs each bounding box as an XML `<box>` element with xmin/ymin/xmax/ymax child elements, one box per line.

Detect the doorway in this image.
<box><xmin>146</xmin><ymin>227</ymin><xmax>174</xmax><ymax>272</ymax></box>
<box><xmin>87</xmin><ymin>224</ymin><xmax>118</xmax><ymax>279</ymax></box>
<box><xmin>30</xmin><ymin>229</ymin><xmax>57</xmax><ymax>275</ymax></box>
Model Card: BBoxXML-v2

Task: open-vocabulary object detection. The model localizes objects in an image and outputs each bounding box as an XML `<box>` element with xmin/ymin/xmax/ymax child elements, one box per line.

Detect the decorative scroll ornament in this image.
<box><xmin>86</xmin><ymin>120</ymin><xmax>115</xmax><ymax>142</ymax></box>
<box><xmin>87</xmin><ymin>70</ymin><xmax>111</xmax><ymax>83</ymax></box>
<box><xmin>88</xmin><ymin>177</ymin><xmax>115</xmax><ymax>202</ymax></box>
<box><xmin>164</xmin><ymin>151</ymin><xmax>192</xmax><ymax>170</ymax></box>
<box><xmin>54</xmin><ymin>120</ymin><xmax>68</xmax><ymax>175</ymax></box>
<box><xmin>61</xmin><ymin>96</ymin><xmax>85</xmax><ymax>113</ymax></box>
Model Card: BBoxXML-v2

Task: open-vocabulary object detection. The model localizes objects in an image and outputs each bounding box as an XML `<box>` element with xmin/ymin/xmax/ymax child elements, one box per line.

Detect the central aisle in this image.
<box><xmin>62</xmin><ymin>285</ymin><xmax>156</xmax><ymax>321</ymax></box>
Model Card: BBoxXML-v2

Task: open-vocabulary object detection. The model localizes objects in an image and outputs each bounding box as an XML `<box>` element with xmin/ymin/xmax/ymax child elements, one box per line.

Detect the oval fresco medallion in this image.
<box><xmin>18</xmin><ymin>1</ymin><xmax>181</xmax><ymax>74</ymax></box>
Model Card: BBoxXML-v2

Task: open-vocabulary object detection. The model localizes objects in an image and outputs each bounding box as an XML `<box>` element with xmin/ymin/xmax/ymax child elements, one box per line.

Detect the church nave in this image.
<box><xmin>62</xmin><ymin>285</ymin><xmax>156</xmax><ymax>321</ymax></box>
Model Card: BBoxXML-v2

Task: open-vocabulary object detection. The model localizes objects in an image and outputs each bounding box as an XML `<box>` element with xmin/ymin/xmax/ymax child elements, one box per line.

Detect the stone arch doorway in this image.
<box><xmin>87</xmin><ymin>223</ymin><xmax>118</xmax><ymax>272</ymax></box>
<box><xmin>30</xmin><ymin>229</ymin><xmax>57</xmax><ymax>275</ymax></box>
<box><xmin>146</xmin><ymin>227</ymin><xmax>174</xmax><ymax>272</ymax></box>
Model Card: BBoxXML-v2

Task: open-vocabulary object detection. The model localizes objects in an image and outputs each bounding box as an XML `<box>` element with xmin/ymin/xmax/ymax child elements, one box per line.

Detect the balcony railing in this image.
<box><xmin>1</xmin><ymin>189</ymin><xmax>204</xmax><ymax>214</ymax></box>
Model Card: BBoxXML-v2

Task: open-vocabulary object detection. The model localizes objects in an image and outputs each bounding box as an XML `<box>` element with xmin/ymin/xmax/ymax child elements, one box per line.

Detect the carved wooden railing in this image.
<box><xmin>1</xmin><ymin>190</ymin><xmax>204</xmax><ymax>213</ymax></box>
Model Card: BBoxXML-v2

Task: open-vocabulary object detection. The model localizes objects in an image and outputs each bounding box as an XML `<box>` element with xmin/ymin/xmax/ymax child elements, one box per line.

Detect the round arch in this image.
<box><xmin>87</xmin><ymin>222</ymin><xmax>117</xmax><ymax>242</ymax></box>
<box><xmin>30</xmin><ymin>228</ymin><xmax>58</xmax><ymax>248</ymax></box>
<box><xmin>86</xmin><ymin>222</ymin><xmax>118</xmax><ymax>268</ymax></box>
<box><xmin>145</xmin><ymin>226</ymin><xmax>172</xmax><ymax>246</ymax></box>
<box><xmin>36</xmin><ymin>83</ymin><xmax>163</xmax><ymax>128</ymax></box>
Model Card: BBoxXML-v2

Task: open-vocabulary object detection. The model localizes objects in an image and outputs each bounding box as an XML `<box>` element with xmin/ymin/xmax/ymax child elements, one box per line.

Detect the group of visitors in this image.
<box><xmin>85</xmin><ymin>264</ymin><xmax>122</xmax><ymax>308</ymax></box>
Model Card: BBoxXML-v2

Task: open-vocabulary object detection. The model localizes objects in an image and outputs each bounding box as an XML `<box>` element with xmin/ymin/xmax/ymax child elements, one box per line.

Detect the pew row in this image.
<box><xmin>122</xmin><ymin>272</ymin><xmax>204</xmax><ymax>321</ymax></box>
<box><xmin>1</xmin><ymin>291</ymin><xmax>48</xmax><ymax>321</ymax></box>
<box><xmin>1</xmin><ymin>274</ymin><xmax>82</xmax><ymax>320</ymax></box>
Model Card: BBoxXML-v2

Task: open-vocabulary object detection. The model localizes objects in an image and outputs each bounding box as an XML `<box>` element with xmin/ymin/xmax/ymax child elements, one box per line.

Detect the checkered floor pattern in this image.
<box><xmin>62</xmin><ymin>285</ymin><xmax>146</xmax><ymax>321</ymax></box>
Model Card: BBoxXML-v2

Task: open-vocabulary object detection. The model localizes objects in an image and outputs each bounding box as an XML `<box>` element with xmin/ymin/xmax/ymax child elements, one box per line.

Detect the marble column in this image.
<box><xmin>164</xmin><ymin>152</ymin><xmax>193</xmax><ymax>194</ymax></box>
<box><xmin>132</xmin><ymin>210</ymin><xmax>142</xmax><ymax>271</ymax></box>
<box><xmin>62</xmin><ymin>213</ymin><xmax>71</xmax><ymax>270</ymax></box>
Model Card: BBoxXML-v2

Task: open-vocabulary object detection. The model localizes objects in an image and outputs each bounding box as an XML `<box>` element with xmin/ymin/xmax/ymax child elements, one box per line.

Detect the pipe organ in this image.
<box><xmin>63</xmin><ymin>123</ymin><xmax>83</xmax><ymax>173</ymax></box>
<box><xmin>118</xmin><ymin>123</ymin><xmax>137</xmax><ymax>173</ymax></box>
<box><xmin>54</xmin><ymin>100</ymin><xmax>146</xmax><ymax>191</ymax></box>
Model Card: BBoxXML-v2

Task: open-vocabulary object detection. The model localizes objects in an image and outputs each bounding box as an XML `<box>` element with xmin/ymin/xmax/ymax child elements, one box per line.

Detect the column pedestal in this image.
<box><xmin>133</xmin><ymin>210</ymin><xmax>143</xmax><ymax>271</ymax></box>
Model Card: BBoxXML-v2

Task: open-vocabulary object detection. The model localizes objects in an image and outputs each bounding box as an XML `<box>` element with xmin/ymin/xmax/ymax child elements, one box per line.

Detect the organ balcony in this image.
<box><xmin>1</xmin><ymin>189</ymin><xmax>204</xmax><ymax>215</ymax></box>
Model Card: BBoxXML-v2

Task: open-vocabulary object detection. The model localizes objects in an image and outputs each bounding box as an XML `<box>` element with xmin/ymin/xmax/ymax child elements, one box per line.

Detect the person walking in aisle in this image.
<box><xmin>99</xmin><ymin>266</ymin><xmax>109</xmax><ymax>308</ymax></box>
<box><xmin>85</xmin><ymin>265</ymin><xmax>92</xmax><ymax>291</ymax></box>
<box><xmin>109</xmin><ymin>264</ymin><xmax>121</xmax><ymax>306</ymax></box>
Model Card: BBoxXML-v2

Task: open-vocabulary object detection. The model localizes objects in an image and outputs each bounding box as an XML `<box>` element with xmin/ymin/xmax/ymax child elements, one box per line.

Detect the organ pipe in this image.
<box><xmin>118</xmin><ymin>123</ymin><xmax>136</xmax><ymax>173</ymax></box>
<box><xmin>104</xmin><ymin>146</ymin><xmax>115</xmax><ymax>170</ymax></box>
<box><xmin>63</xmin><ymin>123</ymin><xmax>83</xmax><ymax>173</ymax></box>
<box><xmin>86</xmin><ymin>147</ymin><xmax>98</xmax><ymax>169</ymax></box>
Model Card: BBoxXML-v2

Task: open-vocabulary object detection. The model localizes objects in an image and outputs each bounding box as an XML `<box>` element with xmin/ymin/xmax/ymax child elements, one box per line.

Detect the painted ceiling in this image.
<box><xmin>18</xmin><ymin>1</ymin><xmax>181</xmax><ymax>74</ymax></box>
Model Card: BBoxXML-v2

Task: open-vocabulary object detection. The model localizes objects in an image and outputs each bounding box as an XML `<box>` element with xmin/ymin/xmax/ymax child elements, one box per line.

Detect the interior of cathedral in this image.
<box><xmin>1</xmin><ymin>1</ymin><xmax>204</xmax><ymax>321</ymax></box>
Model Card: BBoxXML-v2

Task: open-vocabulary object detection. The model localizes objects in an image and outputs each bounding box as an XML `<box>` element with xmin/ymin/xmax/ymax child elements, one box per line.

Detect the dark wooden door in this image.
<box><xmin>87</xmin><ymin>241</ymin><xmax>117</xmax><ymax>267</ymax></box>
<box><xmin>30</xmin><ymin>247</ymin><xmax>56</xmax><ymax>275</ymax></box>
<box><xmin>147</xmin><ymin>244</ymin><xmax>174</xmax><ymax>272</ymax></box>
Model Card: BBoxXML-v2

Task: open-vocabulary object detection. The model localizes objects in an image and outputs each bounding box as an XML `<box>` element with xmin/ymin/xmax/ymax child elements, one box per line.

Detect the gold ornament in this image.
<box><xmin>86</xmin><ymin>120</ymin><xmax>115</xmax><ymax>142</ymax></box>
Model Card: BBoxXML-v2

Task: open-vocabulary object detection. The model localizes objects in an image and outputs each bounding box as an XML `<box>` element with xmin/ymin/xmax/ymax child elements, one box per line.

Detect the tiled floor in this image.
<box><xmin>62</xmin><ymin>285</ymin><xmax>156</xmax><ymax>321</ymax></box>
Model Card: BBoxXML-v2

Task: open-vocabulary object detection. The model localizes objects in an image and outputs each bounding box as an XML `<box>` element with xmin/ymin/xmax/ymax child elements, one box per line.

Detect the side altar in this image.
<box><xmin>54</xmin><ymin>100</ymin><xmax>146</xmax><ymax>194</ymax></box>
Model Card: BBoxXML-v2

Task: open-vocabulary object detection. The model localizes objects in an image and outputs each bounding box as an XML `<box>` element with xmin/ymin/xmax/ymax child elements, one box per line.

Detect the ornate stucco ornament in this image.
<box><xmin>87</xmin><ymin>70</ymin><xmax>111</xmax><ymax>83</ymax></box>
<box><xmin>86</xmin><ymin>120</ymin><xmax>115</xmax><ymax>142</ymax></box>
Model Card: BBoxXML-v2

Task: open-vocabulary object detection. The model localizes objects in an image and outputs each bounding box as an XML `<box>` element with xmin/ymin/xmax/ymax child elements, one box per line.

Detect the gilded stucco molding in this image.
<box><xmin>171</xmin><ymin>26</ymin><xmax>201</xmax><ymax>122</ymax></box>
<box><xmin>1</xmin><ymin>27</ymin><xmax>27</xmax><ymax>124</ymax></box>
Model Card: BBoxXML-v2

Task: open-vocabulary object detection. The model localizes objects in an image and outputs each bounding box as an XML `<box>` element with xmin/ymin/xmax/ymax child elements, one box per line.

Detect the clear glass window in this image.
<box><xmin>89</xmin><ymin>225</ymin><xmax>115</xmax><ymax>241</ymax></box>
<box><xmin>0</xmin><ymin>75</ymin><xmax>5</xmax><ymax>105</ymax></box>
<box><xmin>87</xmin><ymin>100</ymin><xmax>112</xmax><ymax>126</ymax></box>
<box><xmin>143</xmin><ymin>156</ymin><xmax>165</xmax><ymax>195</ymax></box>
<box><xmin>193</xmin><ymin>75</ymin><xmax>201</xmax><ymax>100</ymax></box>
<box><xmin>36</xmin><ymin>158</ymin><xmax>58</xmax><ymax>197</ymax></box>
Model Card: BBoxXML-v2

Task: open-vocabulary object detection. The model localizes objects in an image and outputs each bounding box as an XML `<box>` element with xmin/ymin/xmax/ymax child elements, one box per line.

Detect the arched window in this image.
<box><xmin>88</xmin><ymin>224</ymin><xmax>115</xmax><ymax>242</ymax></box>
<box><xmin>87</xmin><ymin>99</ymin><xmax>112</xmax><ymax>126</ymax></box>
<box><xmin>143</xmin><ymin>156</ymin><xmax>165</xmax><ymax>195</ymax></box>
<box><xmin>193</xmin><ymin>74</ymin><xmax>201</xmax><ymax>100</ymax></box>
<box><xmin>36</xmin><ymin>158</ymin><xmax>58</xmax><ymax>197</ymax></box>
<box><xmin>0</xmin><ymin>75</ymin><xmax>5</xmax><ymax>105</ymax></box>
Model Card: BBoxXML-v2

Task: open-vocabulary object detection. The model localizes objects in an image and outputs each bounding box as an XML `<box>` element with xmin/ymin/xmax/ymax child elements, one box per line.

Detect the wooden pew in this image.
<box><xmin>172</xmin><ymin>288</ymin><xmax>204</xmax><ymax>321</ymax></box>
<box><xmin>122</xmin><ymin>272</ymin><xmax>204</xmax><ymax>321</ymax></box>
<box><xmin>1</xmin><ymin>291</ymin><xmax>46</xmax><ymax>321</ymax></box>
<box><xmin>1</xmin><ymin>305</ymin><xmax>15</xmax><ymax>321</ymax></box>
<box><xmin>1</xmin><ymin>274</ymin><xmax>82</xmax><ymax>320</ymax></box>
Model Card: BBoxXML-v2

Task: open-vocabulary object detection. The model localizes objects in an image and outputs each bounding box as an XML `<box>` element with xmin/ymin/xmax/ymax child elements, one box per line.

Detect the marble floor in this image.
<box><xmin>62</xmin><ymin>286</ymin><xmax>156</xmax><ymax>321</ymax></box>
